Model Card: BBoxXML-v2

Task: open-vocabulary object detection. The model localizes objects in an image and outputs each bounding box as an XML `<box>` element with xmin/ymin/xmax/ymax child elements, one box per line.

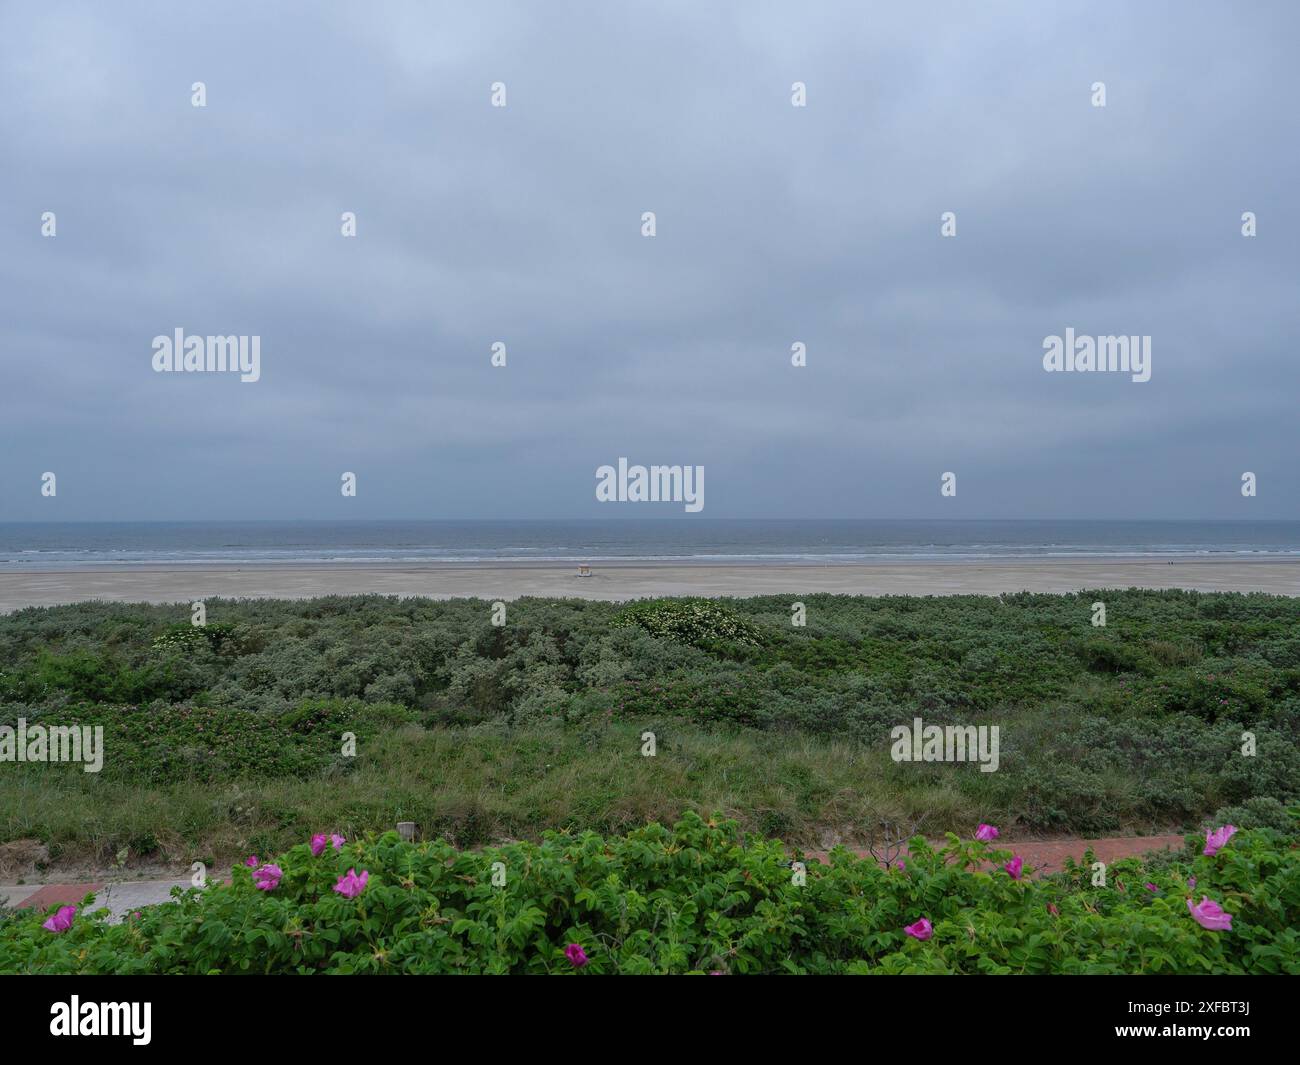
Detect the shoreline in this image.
<box><xmin>3</xmin><ymin>557</ymin><xmax>1298</xmax><ymax>612</ymax></box>
<box><xmin>4</xmin><ymin>552</ymin><xmax>1300</xmax><ymax>570</ymax></box>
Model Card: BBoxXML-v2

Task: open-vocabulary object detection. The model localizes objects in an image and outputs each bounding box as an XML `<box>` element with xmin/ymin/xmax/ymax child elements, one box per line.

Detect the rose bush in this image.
<box><xmin>2</xmin><ymin>811</ymin><xmax>1296</xmax><ymax>974</ymax></box>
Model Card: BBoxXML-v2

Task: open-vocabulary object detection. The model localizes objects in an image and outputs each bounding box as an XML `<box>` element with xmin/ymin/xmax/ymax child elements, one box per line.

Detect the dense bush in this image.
<box><xmin>151</xmin><ymin>622</ymin><xmax>242</xmax><ymax>654</ymax></box>
<box><xmin>5</xmin><ymin>591</ymin><xmax>1300</xmax><ymax>730</ymax></box>
<box><xmin>0</xmin><ymin>699</ymin><xmax>418</xmax><ymax>785</ymax></box>
<box><xmin>2</xmin><ymin>590</ymin><xmax>1299</xmax><ymax>848</ymax></box>
<box><xmin>2</xmin><ymin>812</ymin><xmax>1296</xmax><ymax>974</ymax></box>
<box><xmin>613</xmin><ymin>598</ymin><xmax>766</xmax><ymax>649</ymax></box>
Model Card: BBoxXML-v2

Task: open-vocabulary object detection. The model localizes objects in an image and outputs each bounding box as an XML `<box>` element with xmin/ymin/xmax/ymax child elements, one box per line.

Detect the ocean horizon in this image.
<box><xmin>4</xmin><ymin>519</ymin><xmax>1300</xmax><ymax>569</ymax></box>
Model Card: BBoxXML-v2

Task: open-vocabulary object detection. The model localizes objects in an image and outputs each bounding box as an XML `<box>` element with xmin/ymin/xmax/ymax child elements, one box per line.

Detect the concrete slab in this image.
<box><xmin>0</xmin><ymin>884</ymin><xmax>43</xmax><ymax>908</ymax></box>
<box><xmin>90</xmin><ymin>880</ymin><xmax>193</xmax><ymax>923</ymax></box>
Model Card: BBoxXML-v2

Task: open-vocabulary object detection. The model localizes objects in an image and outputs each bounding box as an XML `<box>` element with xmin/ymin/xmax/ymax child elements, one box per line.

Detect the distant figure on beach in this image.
<box><xmin>578</xmin><ymin>563</ymin><xmax>592</xmax><ymax>577</ymax></box>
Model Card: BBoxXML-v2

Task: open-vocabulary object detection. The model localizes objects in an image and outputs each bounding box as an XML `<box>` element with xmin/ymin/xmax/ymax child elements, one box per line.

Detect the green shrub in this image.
<box><xmin>1207</xmin><ymin>797</ymin><xmax>1296</xmax><ymax>833</ymax></box>
<box><xmin>3</xmin><ymin>591</ymin><xmax>1300</xmax><ymax>843</ymax></box>
<box><xmin>0</xmin><ymin>699</ymin><xmax>418</xmax><ymax>786</ymax></box>
<box><xmin>1074</xmin><ymin>636</ymin><xmax>1155</xmax><ymax>675</ymax></box>
<box><xmin>152</xmin><ymin>622</ymin><xmax>242</xmax><ymax>654</ymax></box>
<box><xmin>614</xmin><ymin>599</ymin><xmax>766</xmax><ymax>649</ymax></box>
<box><xmin>2</xmin><ymin>812</ymin><xmax>1295</xmax><ymax>975</ymax></box>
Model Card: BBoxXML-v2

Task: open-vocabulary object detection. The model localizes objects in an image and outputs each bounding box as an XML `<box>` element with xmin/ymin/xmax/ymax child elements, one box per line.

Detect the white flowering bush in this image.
<box><xmin>614</xmin><ymin>599</ymin><xmax>765</xmax><ymax>649</ymax></box>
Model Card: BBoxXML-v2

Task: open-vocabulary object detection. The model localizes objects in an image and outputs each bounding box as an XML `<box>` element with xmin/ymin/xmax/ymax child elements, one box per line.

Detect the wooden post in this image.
<box><xmin>397</xmin><ymin>822</ymin><xmax>415</xmax><ymax>842</ymax></box>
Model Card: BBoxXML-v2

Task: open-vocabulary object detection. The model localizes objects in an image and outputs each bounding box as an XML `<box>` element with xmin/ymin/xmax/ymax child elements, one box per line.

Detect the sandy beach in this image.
<box><xmin>2</xmin><ymin>558</ymin><xmax>1298</xmax><ymax>612</ymax></box>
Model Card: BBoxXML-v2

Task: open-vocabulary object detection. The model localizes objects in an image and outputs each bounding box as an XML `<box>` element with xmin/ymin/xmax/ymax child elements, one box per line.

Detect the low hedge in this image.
<box><xmin>2</xmin><ymin>812</ymin><xmax>1296</xmax><ymax>974</ymax></box>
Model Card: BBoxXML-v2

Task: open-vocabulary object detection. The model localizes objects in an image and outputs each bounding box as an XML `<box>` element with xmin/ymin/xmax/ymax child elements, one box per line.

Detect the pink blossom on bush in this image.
<box><xmin>1187</xmin><ymin>896</ymin><xmax>1232</xmax><ymax>931</ymax></box>
<box><xmin>334</xmin><ymin>868</ymin><xmax>369</xmax><ymax>898</ymax></box>
<box><xmin>1004</xmin><ymin>855</ymin><xmax>1024</xmax><ymax>880</ymax></box>
<box><xmin>903</xmin><ymin>918</ymin><xmax>932</xmax><ymax>941</ymax></box>
<box><xmin>1203</xmin><ymin>825</ymin><xmax>1237</xmax><ymax>857</ymax></box>
<box><xmin>42</xmin><ymin>905</ymin><xmax>76</xmax><ymax>933</ymax></box>
<box><xmin>564</xmin><ymin>943</ymin><xmax>588</xmax><ymax>967</ymax></box>
<box><xmin>975</xmin><ymin>824</ymin><xmax>999</xmax><ymax>842</ymax></box>
<box><xmin>253</xmin><ymin>864</ymin><xmax>283</xmax><ymax>892</ymax></box>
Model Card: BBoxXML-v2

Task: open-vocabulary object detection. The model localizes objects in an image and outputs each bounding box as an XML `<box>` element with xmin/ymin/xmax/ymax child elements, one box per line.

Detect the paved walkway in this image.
<box><xmin>2</xmin><ymin>880</ymin><xmax>191</xmax><ymax>923</ymax></box>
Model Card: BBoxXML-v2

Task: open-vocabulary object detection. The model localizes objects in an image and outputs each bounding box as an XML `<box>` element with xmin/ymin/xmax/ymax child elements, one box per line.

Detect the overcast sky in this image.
<box><xmin>2</xmin><ymin>0</ymin><xmax>1297</xmax><ymax>521</ymax></box>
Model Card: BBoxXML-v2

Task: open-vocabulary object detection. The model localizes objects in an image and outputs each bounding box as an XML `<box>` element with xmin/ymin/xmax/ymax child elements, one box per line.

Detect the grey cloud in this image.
<box><xmin>1</xmin><ymin>0</ymin><xmax>1297</xmax><ymax>520</ymax></box>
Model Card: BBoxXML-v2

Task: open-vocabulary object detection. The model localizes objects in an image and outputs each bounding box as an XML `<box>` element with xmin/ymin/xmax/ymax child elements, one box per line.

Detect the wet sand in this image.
<box><xmin>2</xmin><ymin>559</ymin><xmax>1298</xmax><ymax>612</ymax></box>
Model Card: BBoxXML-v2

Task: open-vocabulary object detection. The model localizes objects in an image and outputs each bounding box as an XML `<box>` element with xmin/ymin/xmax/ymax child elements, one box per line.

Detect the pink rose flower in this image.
<box><xmin>903</xmin><ymin>918</ymin><xmax>933</xmax><ymax>941</ymax></box>
<box><xmin>311</xmin><ymin>834</ymin><xmax>327</xmax><ymax>857</ymax></box>
<box><xmin>42</xmin><ymin>905</ymin><xmax>76</xmax><ymax>934</ymax></box>
<box><xmin>975</xmin><ymin>824</ymin><xmax>999</xmax><ymax>842</ymax></box>
<box><xmin>333</xmin><ymin>868</ymin><xmax>369</xmax><ymax>899</ymax></box>
<box><xmin>1203</xmin><ymin>825</ymin><xmax>1237</xmax><ymax>857</ymax></box>
<box><xmin>330</xmin><ymin>834</ymin><xmax>346</xmax><ymax>851</ymax></box>
<box><xmin>244</xmin><ymin>855</ymin><xmax>259</xmax><ymax>868</ymax></box>
<box><xmin>253</xmin><ymin>864</ymin><xmax>283</xmax><ymax>892</ymax></box>
<box><xmin>1004</xmin><ymin>855</ymin><xmax>1024</xmax><ymax>880</ymax></box>
<box><xmin>564</xmin><ymin>943</ymin><xmax>589</xmax><ymax>968</ymax></box>
<box><xmin>1187</xmin><ymin>896</ymin><xmax>1232</xmax><ymax>931</ymax></box>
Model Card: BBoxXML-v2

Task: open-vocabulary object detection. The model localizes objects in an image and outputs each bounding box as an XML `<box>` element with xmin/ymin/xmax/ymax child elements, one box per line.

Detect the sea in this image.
<box><xmin>1</xmin><ymin>520</ymin><xmax>1299</xmax><ymax>568</ymax></box>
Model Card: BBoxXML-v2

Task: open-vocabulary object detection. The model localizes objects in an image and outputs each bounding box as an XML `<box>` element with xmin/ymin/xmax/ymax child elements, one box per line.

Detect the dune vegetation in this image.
<box><xmin>4</xmin><ymin>812</ymin><xmax>1297</xmax><ymax>974</ymax></box>
<box><xmin>2</xmin><ymin>590</ymin><xmax>1298</xmax><ymax>870</ymax></box>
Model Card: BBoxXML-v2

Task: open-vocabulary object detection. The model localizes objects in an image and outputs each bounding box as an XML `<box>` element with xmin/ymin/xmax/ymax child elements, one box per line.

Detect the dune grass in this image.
<box><xmin>1</xmin><ymin>721</ymin><xmax>992</xmax><ymax>868</ymax></box>
<box><xmin>0</xmin><ymin>715</ymin><xmax>1199</xmax><ymax>871</ymax></box>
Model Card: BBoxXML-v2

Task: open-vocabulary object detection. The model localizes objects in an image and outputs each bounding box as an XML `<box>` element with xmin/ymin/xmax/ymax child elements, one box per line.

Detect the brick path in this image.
<box><xmin>1</xmin><ymin>835</ymin><xmax>1193</xmax><ymax>922</ymax></box>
